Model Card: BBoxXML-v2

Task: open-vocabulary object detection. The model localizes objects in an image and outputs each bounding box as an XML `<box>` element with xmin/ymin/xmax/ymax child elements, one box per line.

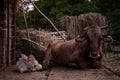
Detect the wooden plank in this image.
<box><xmin>11</xmin><ymin>0</ymin><xmax>17</xmax><ymax>65</ymax></box>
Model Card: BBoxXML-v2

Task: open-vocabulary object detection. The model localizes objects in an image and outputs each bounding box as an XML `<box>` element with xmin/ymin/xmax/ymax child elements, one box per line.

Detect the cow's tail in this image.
<box><xmin>42</xmin><ymin>44</ymin><xmax>52</xmax><ymax>69</ymax></box>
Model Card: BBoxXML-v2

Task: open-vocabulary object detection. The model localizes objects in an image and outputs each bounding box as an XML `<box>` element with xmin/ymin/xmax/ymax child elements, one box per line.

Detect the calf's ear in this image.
<box><xmin>101</xmin><ymin>35</ymin><xmax>113</xmax><ymax>43</ymax></box>
<box><xmin>21</xmin><ymin>54</ymin><xmax>28</xmax><ymax>60</ymax></box>
<box><xmin>28</xmin><ymin>54</ymin><xmax>36</xmax><ymax>61</ymax></box>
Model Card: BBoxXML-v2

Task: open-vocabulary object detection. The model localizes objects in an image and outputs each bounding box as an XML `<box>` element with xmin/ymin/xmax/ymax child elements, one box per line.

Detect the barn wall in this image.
<box><xmin>0</xmin><ymin>0</ymin><xmax>17</xmax><ymax>66</ymax></box>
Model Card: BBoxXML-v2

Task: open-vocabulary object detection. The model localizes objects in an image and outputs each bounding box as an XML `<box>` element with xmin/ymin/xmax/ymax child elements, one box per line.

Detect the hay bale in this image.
<box><xmin>16</xmin><ymin>28</ymin><xmax>52</xmax><ymax>63</ymax></box>
<box><xmin>61</xmin><ymin>12</ymin><xmax>108</xmax><ymax>39</ymax></box>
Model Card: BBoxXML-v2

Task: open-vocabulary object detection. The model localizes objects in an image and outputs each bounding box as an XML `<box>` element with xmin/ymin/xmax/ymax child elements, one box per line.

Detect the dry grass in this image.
<box><xmin>16</xmin><ymin>28</ymin><xmax>53</xmax><ymax>63</ymax></box>
<box><xmin>61</xmin><ymin>12</ymin><xmax>108</xmax><ymax>39</ymax></box>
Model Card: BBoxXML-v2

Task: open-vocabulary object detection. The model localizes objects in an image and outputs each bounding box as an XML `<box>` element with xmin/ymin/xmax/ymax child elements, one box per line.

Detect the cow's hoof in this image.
<box><xmin>92</xmin><ymin>64</ymin><xmax>101</xmax><ymax>69</ymax></box>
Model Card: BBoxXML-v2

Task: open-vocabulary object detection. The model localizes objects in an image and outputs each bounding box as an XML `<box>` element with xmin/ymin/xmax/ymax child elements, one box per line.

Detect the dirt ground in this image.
<box><xmin>0</xmin><ymin>56</ymin><xmax>120</xmax><ymax>80</ymax></box>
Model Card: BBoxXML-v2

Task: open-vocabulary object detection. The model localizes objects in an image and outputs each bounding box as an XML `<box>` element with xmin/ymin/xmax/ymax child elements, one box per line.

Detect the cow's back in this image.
<box><xmin>50</xmin><ymin>40</ymin><xmax>76</xmax><ymax>65</ymax></box>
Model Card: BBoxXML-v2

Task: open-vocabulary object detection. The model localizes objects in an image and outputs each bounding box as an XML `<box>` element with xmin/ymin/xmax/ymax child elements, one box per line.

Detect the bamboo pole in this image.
<box><xmin>7</xmin><ymin>0</ymin><xmax>12</xmax><ymax>66</ymax></box>
<box><xmin>23</xmin><ymin>11</ymin><xmax>32</xmax><ymax>53</ymax></box>
<box><xmin>2</xmin><ymin>0</ymin><xmax>8</xmax><ymax>67</ymax></box>
<box><xmin>11</xmin><ymin>0</ymin><xmax>17</xmax><ymax>65</ymax></box>
<box><xmin>29</xmin><ymin>0</ymin><xmax>65</xmax><ymax>41</ymax></box>
<box><xmin>20</xmin><ymin>0</ymin><xmax>31</xmax><ymax>40</ymax></box>
<box><xmin>21</xmin><ymin>4</ymin><xmax>32</xmax><ymax>53</ymax></box>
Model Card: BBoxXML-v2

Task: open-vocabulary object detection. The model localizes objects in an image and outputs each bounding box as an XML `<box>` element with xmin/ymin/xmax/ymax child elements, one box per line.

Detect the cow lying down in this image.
<box><xmin>43</xmin><ymin>26</ymin><xmax>113</xmax><ymax>69</ymax></box>
<box><xmin>16</xmin><ymin>54</ymin><xmax>42</xmax><ymax>73</ymax></box>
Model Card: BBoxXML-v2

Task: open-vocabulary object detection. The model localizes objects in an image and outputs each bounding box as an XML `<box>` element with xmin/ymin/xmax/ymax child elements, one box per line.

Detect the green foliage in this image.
<box><xmin>95</xmin><ymin>0</ymin><xmax>120</xmax><ymax>14</ymax></box>
<box><xmin>16</xmin><ymin>11</ymin><xmax>25</xmax><ymax>29</ymax></box>
<box><xmin>107</xmin><ymin>10</ymin><xmax>120</xmax><ymax>41</ymax></box>
<box><xmin>95</xmin><ymin>0</ymin><xmax>120</xmax><ymax>41</ymax></box>
<box><xmin>16</xmin><ymin>0</ymin><xmax>120</xmax><ymax>41</ymax></box>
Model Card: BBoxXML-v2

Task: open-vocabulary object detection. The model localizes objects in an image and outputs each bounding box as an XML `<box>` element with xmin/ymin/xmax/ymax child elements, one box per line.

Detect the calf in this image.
<box><xmin>16</xmin><ymin>54</ymin><xmax>42</xmax><ymax>73</ymax></box>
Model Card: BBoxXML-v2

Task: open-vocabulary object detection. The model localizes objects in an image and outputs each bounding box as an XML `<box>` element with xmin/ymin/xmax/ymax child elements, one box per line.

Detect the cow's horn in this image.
<box><xmin>100</xmin><ymin>25</ymin><xmax>108</xmax><ymax>29</ymax></box>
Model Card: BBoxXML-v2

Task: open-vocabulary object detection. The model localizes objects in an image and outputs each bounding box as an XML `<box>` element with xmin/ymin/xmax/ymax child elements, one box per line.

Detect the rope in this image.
<box><xmin>29</xmin><ymin>0</ymin><xmax>65</xmax><ymax>41</ymax></box>
<box><xmin>102</xmin><ymin>63</ymin><xmax>120</xmax><ymax>77</ymax></box>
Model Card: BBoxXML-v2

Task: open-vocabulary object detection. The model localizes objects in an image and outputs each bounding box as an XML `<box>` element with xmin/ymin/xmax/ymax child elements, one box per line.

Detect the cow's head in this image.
<box><xmin>76</xmin><ymin>26</ymin><xmax>113</xmax><ymax>59</ymax></box>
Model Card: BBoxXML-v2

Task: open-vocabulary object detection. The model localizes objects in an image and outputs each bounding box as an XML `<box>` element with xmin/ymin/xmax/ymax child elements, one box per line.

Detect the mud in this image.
<box><xmin>0</xmin><ymin>56</ymin><xmax>120</xmax><ymax>80</ymax></box>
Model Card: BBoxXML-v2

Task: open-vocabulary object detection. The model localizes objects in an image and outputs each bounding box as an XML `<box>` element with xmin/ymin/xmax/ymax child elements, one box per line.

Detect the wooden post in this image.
<box><xmin>0</xmin><ymin>0</ymin><xmax>17</xmax><ymax>66</ymax></box>
<box><xmin>22</xmin><ymin>9</ymin><xmax>32</xmax><ymax>54</ymax></box>
<box><xmin>0</xmin><ymin>0</ymin><xmax>8</xmax><ymax>66</ymax></box>
<box><xmin>6</xmin><ymin>0</ymin><xmax>11</xmax><ymax>66</ymax></box>
<box><xmin>11</xmin><ymin>0</ymin><xmax>17</xmax><ymax>65</ymax></box>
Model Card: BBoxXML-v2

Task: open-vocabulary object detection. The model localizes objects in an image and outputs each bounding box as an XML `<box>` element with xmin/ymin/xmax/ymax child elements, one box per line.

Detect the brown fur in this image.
<box><xmin>43</xmin><ymin>26</ymin><xmax>113</xmax><ymax>69</ymax></box>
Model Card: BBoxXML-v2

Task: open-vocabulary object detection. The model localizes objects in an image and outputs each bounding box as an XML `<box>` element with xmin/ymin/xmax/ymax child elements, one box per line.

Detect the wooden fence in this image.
<box><xmin>49</xmin><ymin>31</ymin><xmax>68</xmax><ymax>41</ymax></box>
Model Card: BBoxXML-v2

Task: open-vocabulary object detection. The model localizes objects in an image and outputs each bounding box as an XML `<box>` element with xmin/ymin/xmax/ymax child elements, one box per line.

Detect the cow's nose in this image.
<box><xmin>90</xmin><ymin>50</ymin><xmax>100</xmax><ymax>58</ymax></box>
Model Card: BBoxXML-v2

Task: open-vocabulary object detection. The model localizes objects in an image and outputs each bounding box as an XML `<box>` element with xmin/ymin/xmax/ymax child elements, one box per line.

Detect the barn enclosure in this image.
<box><xmin>0</xmin><ymin>0</ymin><xmax>118</xmax><ymax>67</ymax></box>
<box><xmin>0</xmin><ymin>1</ymin><xmax>120</xmax><ymax>80</ymax></box>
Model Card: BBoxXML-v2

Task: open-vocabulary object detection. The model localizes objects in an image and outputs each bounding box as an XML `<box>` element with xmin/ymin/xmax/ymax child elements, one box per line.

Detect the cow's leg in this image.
<box><xmin>69</xmin><ymin>52</ymin><xmax>87</xmax><ymax>69</ymax></box>
<box><xmin>77</xmin><ymin>57</ymin><xmax>89</xmax><ymax>69</ymax></box>
<box><xmin>91</xmin><ymin>57</ymin><xmax>102</xmax><ymax>69</ymax></box>
<box><xmin>42</xmin><ymin>52</ymin><xmax>51</xmax><ymax>69</ymax></box>
<box><xmin>68</xmin><ymin>52</ymin><xmax>79</xmax><ymax>68</ymax></box>
<box><xmin>42</xmin><ymin>44</ymin><xmax>52</xmax><ymax>69</ymax></box>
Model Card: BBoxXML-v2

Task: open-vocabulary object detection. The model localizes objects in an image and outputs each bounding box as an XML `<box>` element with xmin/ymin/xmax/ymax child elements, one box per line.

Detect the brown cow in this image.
<box><xmin>43</xmin><ymin>26</ymin><xmax>113</xmax><ymax>69</ymax></box>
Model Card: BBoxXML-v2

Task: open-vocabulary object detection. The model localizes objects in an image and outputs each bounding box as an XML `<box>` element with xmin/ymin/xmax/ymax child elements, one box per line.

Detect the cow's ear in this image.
<box><xmin>75</xmin><ymin>35</ymin><xmax>86</xmax><ymax>42</ymax></box>
<box><xmin>101</xmin><ymin>35</ymin><xmax>113</xmax><ymax>43</ymax></box>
